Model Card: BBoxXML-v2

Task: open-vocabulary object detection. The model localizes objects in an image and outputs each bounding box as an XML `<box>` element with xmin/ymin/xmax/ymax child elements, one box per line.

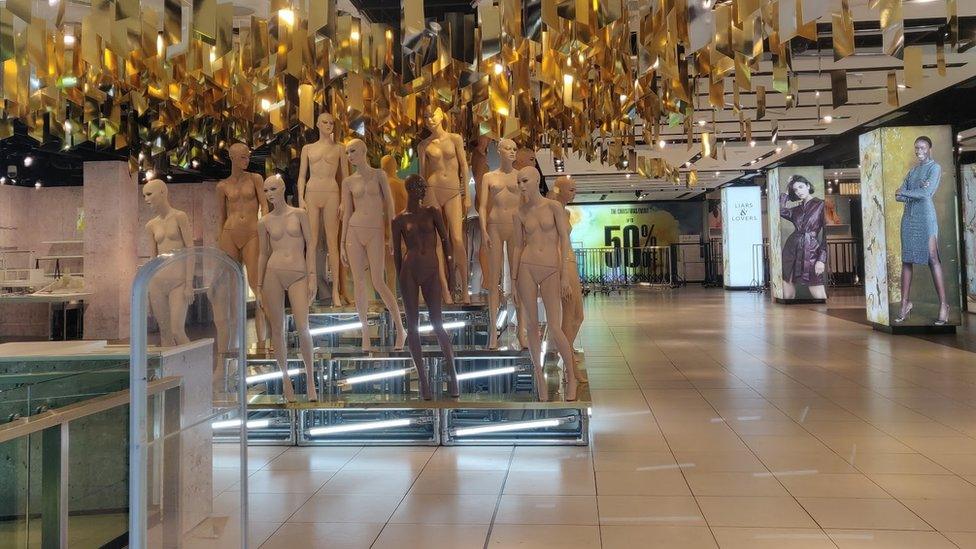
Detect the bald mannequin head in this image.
<box><xmin>497</xmin><ymin>139</ymin><xmax>517</xmax><ymax>168</ymax></box>
<box><xmin>380</xmin><ymin>154</ymin><xmax>399</xmax><ymax>177</ymax></box>
<box><xmin>551</xmin><ymin>175</ymin><xmax>576</xmax><ymax>206</ymax></box>
<box><xmin>228</xmin><ymin>143</ymin><xmax>251</xmax><ymax>170</ymax></box>
<box><xmin>142</xmin><ymin>178</ymin><xmax>170</xmax><ymax>211</ymax></box>
<box><xmin>517</xmin><ymin>166</ymin><xmax>542</xmax><ymax>200</ymax></box>
<box><xmin>345</xmin><ymin>138</ymin><xmax>367</xmax><ymax>167</ymax></box>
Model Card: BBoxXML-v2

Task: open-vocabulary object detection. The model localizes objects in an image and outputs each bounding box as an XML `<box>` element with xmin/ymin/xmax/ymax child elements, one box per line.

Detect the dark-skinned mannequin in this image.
<box><xmin>392</xmin><ymin>175</ymin><xmax>460</xmax><ymax>400</ymax></box>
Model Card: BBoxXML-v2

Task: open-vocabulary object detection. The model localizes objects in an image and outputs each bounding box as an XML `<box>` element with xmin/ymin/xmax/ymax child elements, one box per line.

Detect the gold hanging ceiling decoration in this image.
<box><xmin>0</xmin><ymin>0</ymin><xmax>955</xmax><ymax>175</ymax></box>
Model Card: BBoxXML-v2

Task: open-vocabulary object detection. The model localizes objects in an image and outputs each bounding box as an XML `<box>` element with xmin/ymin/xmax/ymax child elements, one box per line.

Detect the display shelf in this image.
<box><xmin>242</xmin><ymin>347</ymin><xmax>590</xmax><ymax>446</ymax></box>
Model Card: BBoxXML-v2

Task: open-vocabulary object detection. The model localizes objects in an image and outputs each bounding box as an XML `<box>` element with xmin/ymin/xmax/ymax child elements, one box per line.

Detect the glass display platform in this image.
<box><xmin>233</xmin><ymin>345</ymin><xmax>590</xmax><ymax>446</ymax></box>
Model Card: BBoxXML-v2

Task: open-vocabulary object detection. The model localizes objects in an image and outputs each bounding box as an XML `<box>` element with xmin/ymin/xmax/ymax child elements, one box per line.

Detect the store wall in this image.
<box><xmin>963</xmin><ymin>164</ymin><xmax>976</xmax><ymax>313</ymax></box>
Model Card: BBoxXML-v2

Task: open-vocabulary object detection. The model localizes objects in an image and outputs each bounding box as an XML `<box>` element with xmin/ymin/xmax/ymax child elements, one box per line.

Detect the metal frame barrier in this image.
<box><xmin>825</xmin><ymin>238</ymin><xmax>863</xmax><ymax>287</ymax></box>
<box><xmin>574</xmin><ymin>246</ymin><xmax>673</xmax><ymax>291</ymax></box>
<box><xmin>129</xmin><ymin>247</ymin><xmax>248</xmax><ymax>549</ymax></box>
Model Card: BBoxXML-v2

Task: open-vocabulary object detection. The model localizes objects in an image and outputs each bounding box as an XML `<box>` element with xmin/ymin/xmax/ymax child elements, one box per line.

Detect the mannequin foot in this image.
<box><xmin>447</xmin><ymin>377</ymin><xmax>460</xmax><ymax>398</ymax></box>
<box><xmin>487</xmin><ymin>332</ymin><xmax>498</xmax><ymax>350</ymax></box>
<box><xmin>394</xmin><ymin>327</ymin><xmax>407</xmax><ymax>351</ymax></box>
<box><xmin>936</xmin><ymin>303</ymin><xmax>949</xmax><ymax>325</ymax></box>
<box><xmin>565</xmin><ymin>374</ymin><xmax>578</xmax><ymax>402</ymax></box>
<box><xmin>361</xmin><ymin>338</ymin><xmax>373</xmax><ymax>353</ymax></box>
<box><xmin>574</xmin><ymin>365</ymin><xmax>588</xmax><ymax>383</ymax></box>
<box><xmin>895</xmin><ymin>302</ymin><xmax>913</xmax><ymax>323</ymax></box>
<box><xmin>534</xmin><ymin>369</ymin><xmax>549</xmax><ymax>402</ymax></box>
<box><xmin>332</xmin><ymin>292</ymin><xmax>343</xmax><ymax>307</ymax></box>
<box><xmin>282</xmin><ymin>384</ymin><xmax>297</xmax><ymax>403</ymax></box>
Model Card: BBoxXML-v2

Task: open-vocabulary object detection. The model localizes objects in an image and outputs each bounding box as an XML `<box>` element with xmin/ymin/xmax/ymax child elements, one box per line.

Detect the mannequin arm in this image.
<box><xmin>432</xmin><ymin>207</ymin><xmax>454</xmax><ymax>280</ymax></box>
<box><xmin>146</xmin><ymin>225</ymin><xmax>159</xmax><ymax>257</ymax></box>
<box><xmin>255</xmin><ymin>220</ymin><xmax>269</xmax><ymax>302</ymax></box>
<box><xmin>339</xmin><ymin>144</ymin><xmax>349</xmax><ymax>183</ymax></box>
<box><xmin>339</xmin><ymin>177</ymin><xmax>353</xmax><ymax>264</ymax></box>
<box><xmin>297</xmin><ymin>147</ymin><xmax>308</xmax><ymax>208</ymax></box>
<box><xmin>254</xmin><ymin>174</ymin><xmax>269</xmax><ymax>215</ymax></box>
<box><xmin>216</xmin><ymin>184</ymin><xmax>227</xmax><ymax>234</ymax></box>
<box><xmin>377</xmin><ymin>170</ymin><xmax>395</xmax><ymax>244</ymax></box>
<box><xmin>511</xmin><ymin>212</ymin><xmax>524</xmax><ymax>282</ymax></box>
<box><xmin>392</xmin><ymin>218</ymin><xmax>404</xmax><ymax>273</ymax></box>
<box><xmin>477</xmin><ymin>174</ymin><xmax>490</xmax><ymax>241</ymax></box>
<box><xmin>898</xmin><ymin>164</ymin><xmax>941</xmax><ymax>199</ymax></box>
<box><xmin>418</xmin><ymin>140</ymin><xmax>428</xmax><ymax>180</ymax></box>
<box><xmin>552</xmin><ymin>201</ymin><xmax>572</xmax><ymax>293</ymax></box>
<box><xmin>454</xmin><ymin>134</ymin><xmax>468</xmax><ymax>198</ymax></box>
<box><xmin>177</xmin><ymin>211</ymin><xmax>194</xmax><ymax>293</ymax></box>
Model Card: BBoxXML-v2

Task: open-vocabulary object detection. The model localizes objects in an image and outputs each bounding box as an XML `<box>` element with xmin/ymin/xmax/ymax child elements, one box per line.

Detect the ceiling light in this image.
<box><xmin>0</xmin><ymin>177</ymin><xmax>6</xmax><ymax>184</ymax></box>
<box><xmin>337</xmin><ymin>368</ymin><xmax>413</xmax><ymax>386</ymax></box>
<box><xmin>714</xmin><ymin>171</ymin><xmax>720</xmax><ymax>176</ymax></box>
<box><xmin>684</xmin><ymin>161</ymin><xmax>691</xmax><ymax>167</ymax></box>
<box><xmin>786</xmin><ymin>140</ymin><xmax>793</xmax><ymax>145</ymax></box>
<box><xmin>34</xmin><ymin>181</ymin><xmax>42</xmax><ymax>189</ymax></box>
<box><xmin>658</xmin><ymin>139</ymin><xmax>666</xmax><ymax>149</ymax></box>
<box><xmin>775</xmin><ymin>147</ymin><xmax>782</xmax><ymax>153</ymax></box>
<box><xmin>191</xmin><ymin>159</ymin><xmax>200</xmax><ymax>168</ymax></box>
<box><xmin>749</xmin><ymin>140</ymin><xmax>756</xmax><ymax>147</ymax></box>
<box><xmin>456</xmin><ymin>366</ymin><xmax>518</xmax><ymax>381</ymax></box>
<box><xmin>166</xmin><ymin>175</ymin><xmax>172</xmax><ymax>181</ymax></box>
<box><xmin>145</xmin><ymin>170</ymin><xmax>155</xmax><ymax>180</ymax></box>
<box><xmin>23</xmin><ymin>156</ymin><xmax>33</xmax><ymax>167</ymax></box>
<box><xmin>625</xmin><ymin>173</ymin><xmax>631</xmax><ymax>178</ymax></box>
<box><xmin>350</xmin><ymin>30</ymin><xmax>360</xmax><ymax>42</ymax></box>
<box><xmin>697</xmin><ymin>119</ymin><xmax>706</xmax><ymax>126</ymax></box>
<box><xmin>493</xmin><ymin>62</ymin><xmax>504</xmax><ymax>75</ymax></box>
<box><xmin>63</xmin><ymin>34</ymin><xmax>76</xmax><ymax>46</ymax></box>
<box><xmin>823</xmin><ymin>115</ymin><xmax>833</xmax><ymax>123</ymax></box>
<box><xmin>278</xmin><ymin>8</ymin><xmax>295</xmax><ymax>26</ymax></box>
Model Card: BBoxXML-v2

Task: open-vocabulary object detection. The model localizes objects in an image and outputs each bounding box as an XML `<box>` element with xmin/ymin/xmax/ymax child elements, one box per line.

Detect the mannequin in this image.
<box><xmin>382</xmin><ymin>155</ymin><xmax>407</xmax><ymax>294</ymax></box>
<box><xmin>513</xmin><ymin>166</ymin><xmax>578</xmax><ymax>402</ymax></box>
<box><xmin>216</xmin><ymin>143</ymin><xmax>269</xmax><ymax>347</ymax></box>
<box><xmin>479</xmin><ymin>138</ymin><xmax>524</xmax><ymax>350</ymax></box>
<box><xmin>393</xmin><ymin>175</ymin><xmax>460</xmax><ymax>400</ymax></box>
<box><xmin>298</xmin><ymin>113</ymin><xmax>347</xmax><ymax>306</ymax></box>
<box><xmin>418</xmin><ymin>107</ymin><xmax>470</xmax><ymax>304</ymax></box>
<box><xmin>341</xmin><ymin>139</ymin><xmax>407</xmax><ymax>351</ymax></box>
<box><xmin>470</xmin><ymin>136</ymin><xmax>491</xmax><ymax>294</ymax></box>
<box><xmin>256</xmin><ymin>175</ymin><xmax>318</xmax><ymax>402</ymax></box>
<box><xmin>551</xmin><ymin>175</ymin><xmax>587</xmax><ymax>382</ymax></box>
<box><xmin>143</xmin><ymin>179</ymin><xmax>192</xmax><ymax>347</ymax></box>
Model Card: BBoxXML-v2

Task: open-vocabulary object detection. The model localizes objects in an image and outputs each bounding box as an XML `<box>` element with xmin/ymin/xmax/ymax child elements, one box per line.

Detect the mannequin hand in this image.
<box><xmin>483</xmin><ymin>232</ymin><xmax>493</xmax><ymax>249</ymax></box>
<box><xmin>299</xmin><ymin>197</ymin><xmax>306</xmax><ymax>209</ymax></box>
<box><xmin>815</xmin><ymin>261</ymin><xmax>825</xmax><ymax>275</ymax></box>
<box><xmin>184</xmin><ymin>283</ymin><xmax>194</xmax><ymax>301</ymax></box>
<box><xmin>307</xmin><ymin>276</ymin><xmax>316</xmax><ymax>303</ymax></box>
<box><xmin>255</xmin><ymin>287</ymin><xmax>264</xmax><ymax>310</ymax></box>
<box><xmin>386</xmin><ymin>240</ymin><xmax>393</xmax><ymax>256</ymax></box>
<box><xmin>341</xmin><ymin>247</ymin><xmax>349</xmax><ymax>267</ymax></box>
<box><xmin>561</xmin><ymin>279</ymin><xmax>572</xmax><ymax>298</ymax></box>
<box><xmin>464</xmin><ymin>193</ymin><xmax>472</xmax><ymax>211</ymax></box>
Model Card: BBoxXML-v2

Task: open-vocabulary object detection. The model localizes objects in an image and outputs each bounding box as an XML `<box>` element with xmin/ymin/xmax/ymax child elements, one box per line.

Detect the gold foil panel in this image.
<box><xmin>192</xmin><ymin>0</ymin><xmax>216</xmax><ymax>46</ymax></box>
<box><xmin>309</xmin><ymin>0</ymin><xmax>335</xmax><ymax>36</ymax></box>
<box><xmin>903</xmin><ymin>45</ymin><xmax>922</xmax><ymax>88</ymax></box>
<box><xmin>0</xmin><ymin>10</ymin><xmax>13</xmax><ymax>63</ymax></box>
<box><xmin>734</xmin><ymin>0</ymin><xmax>760</xmax><ymax>23</ymax></box>
<box><xmin>831</xmin><ymin>0</ymin><xmax>855</xmax><ymax>62</ymax></box>
<box><xmin>779</xmin><ymin>0</ymin><xmax>798</xmax><ymax>43</ymax></box>
<box><xmin>734</xmin><ymin>53</ymin><xmax>751</xmax><ymax>91</ymax></box>
<box><xmin>709</xmin><ymin>78</ymin><xmax>724</xmax><ymax>109</ymax></box>
<box><xmin>937</xmin><ymin>36</ymin><xmax>946</xmax><ymax>76</ymax></box>
<box><xmin>714</xmin><ymin>4</ymin><xmax>732</xmax><ymax>59</ymax></box>
<box><xmin>479</xmin><ymin>3</ymin><xmax>502</xmax><ymax>62</ymax></box>
<box><xmin>948</xmin><ymin>0</ymin><xmax>958</xmax><ymax>50</ymax></box>
<box><xmin>878</xmin><ymin>0</ymin><xmax>903</xmax><ymax>59</ymax></box>
<box><xmin>687</xmin><ymin>0</ymin><xmax>713</xmax><ymax>53</ymax></box>
<box><xmin>6</xmin><ymin>0</ymin><xmax>30</xmax><ymax>23</ymax></box>
<box><xmin>830</xmin><ymin>69</ymin><xmax>848</xmax><ymax>108</ymax></box>
<box><xmin>756</xmin><ymin>85</ymin><xmax>765</xmax><ymax>120</ymax></box>
<box><xmin>886</xmin><ymin>70</ymin><xmax>898</xmax><ymax>106</ymax></box>
<box><xmin>800</xmin><ymin>0</ymin><xmax>830</xmax><ymax>24</ymax></box>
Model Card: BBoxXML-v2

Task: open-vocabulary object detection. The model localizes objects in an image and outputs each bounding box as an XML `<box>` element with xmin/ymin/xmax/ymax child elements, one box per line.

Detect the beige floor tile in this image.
<box><xmin>213</xmin><ymin>445</ymin><xmax>288</xmax><ymax>471</ymax></box>
<box><xmin>423</xmin><ymin>447</ymin><xmax>514</xmax><ymax>471</ymax></box>
<box><xmin>595</xmin><ymin>470</ymin><xmax>692</xmax><ymax>496</ymax></box>
<box><xmin>494</xmin><ymin>495</ymin><xmax>599</xmax><ymax>525</ymax></box>
<box><xmin>867</xmin><ymin>473</ymin><xmax>976</xmax><ymax>500</ymax></box>
<box><xmin>288</xmin><ymin>493</ymin><xmax>403</xmax><ymax>523</ymax></box>
<box><xmin>244</xmin><ymin>470</ymin><xmax>334</xmax><ymax>494</ymax></box>
<box><xmin>318</xmin><ymin>468</ymin><xmax>420</xmax><ymax>495</ymax></box>
<box><xmin>758</xmin><ymin>451</ymin><xmax>860</xmax><ymax>474</ymax></box>
<box><xmin>899</xmin><ymin>499</ymin><xmax>976</xmax><ymax>532</ymax></box>
<box><xmin>709</xmin><ymin>527</ymin><xmax>834</xmax><ymax>548</ymax></box>
<box><xmin>898</xmin><ymin>436</ymin><xmax>976</xmax><ymax>455</ymax></box>
<box><xmin>262</xmin><ymin>447</ymin><xmax>361</xmax><ymax>471</ymax></box>
<box><xmin>819</xmin><ymin>435</ymin><xmax>917</xmax><ymax>455</ymax></box>
<box><xmin>849</xmin><ymin>453</ymin><xmax>952</xmax><ymax>475</ymax></box>
<box><xmin>926</xmin><ymin>454</ymin><xmax>976</xmax><ymax>475</ymax></box>
<box><xmin>696</xmin><ymin>496</ymin><xmax>817</xmax><ymax>528</ymax></box>
<box><xmin>389</xmin><ymin>494</ymin><xmax>498</xmax><ymax>524</ymax></box>
<box><xmin>258</xmin><ymin>522</ymin><xmax>383</xmax><ymax>549</ymax></box>
<box><xmin>742</xmin><ymin>435</ymin><xmax>833</xmax><ymax>455</ymax></box>
<box><xmin>597</xmin><ymin>495</ymin><xmax>705</xmax><ymax>526</ymax></box>
<box><xmin>508</xmin><ymin>447</ymin><xmax>593</xmax><ymax>472</ymax></box>
<box><xmin>797</xmin><ymin>498</ymin><xmax>931</xmax><ymax>530</ymax></box>
<box><xmin>944</xmin><ymin>531</ymin><xmax>976</xmax><ymax>547</ymax></box>
<box><xmin>592</xmin><ymin>432</ymin><xmax>671</xmax><ymax>452</ymax></box>
<box><xmin>341</xmin><ymin>448</ymin><xmax>434</xmax><ymax>471</ymax></box>
<box><xmin>212</xmin><ymin>491</ymin><xmax>312</xmax><ymax>523</ymax></box>
<box><xmin>593</xmin><ymin>451</ymin><xmax>678</xmax><ymax>472</ymax></box>
<box><xmin>370</xmin><ymin>524</ymin><xmax>489</xmax><ymax>549</ymax></box>
<box><xmin>776</xmin><ymin>473</ymin><xmax>890</xmax><ymax>498</ymax></box>
<box><xmin>503</xmin><ymin>467</ymin><xmax>596</xmax><ymax>495</ymax></box>
<box><xmin>487</xmin><ymin>524</ymin><xmax>602</xmax><ymax>548</ymax></box>
<box><xmin>684</xmin><ymin>471</ymin><xmax>789</xmax><ymax>497</ymax></box>
<box><xmin>408</xmin><ymin>469</ymin><xmax>506</xmax><ymax>495</ymax></box>
<box><xmin>601</xmin><ymin>525</ymin><xmax>717</xmax><ymax>548</ymax></box>
<box><xmin>825</xmin><ymin>529</ymin><xmax>958</xmax><ymax>548</ymax></box>
<box><xmin>671</xmin><ymin>451</ymin><xmax>769</xmax><ymax>473</ymax></box>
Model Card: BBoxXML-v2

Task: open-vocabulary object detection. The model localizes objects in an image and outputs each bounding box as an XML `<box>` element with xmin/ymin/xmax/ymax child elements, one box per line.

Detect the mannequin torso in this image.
<box><xmin>423</xmin><ymin>136</ymin><xmax>464</xmax><ymax>205</ymax></box>
<box><xmin>148</xmin><ymin>210</ymin><xmax>190</xmax><ymax>255</ymax></box>
<box><xmin>346</xmin><ymin>167</ymin><xmax>388</xmax><ymax>228</ymax></box>
<box><xmin>217</xmin><ymin>172</ymin><xmax>265</xmax><ymax>248</ymax></box>
<box><xmin>143</xmin><ymin>179</ymin><xmax>193</xmax><ymax>347</ymax></box>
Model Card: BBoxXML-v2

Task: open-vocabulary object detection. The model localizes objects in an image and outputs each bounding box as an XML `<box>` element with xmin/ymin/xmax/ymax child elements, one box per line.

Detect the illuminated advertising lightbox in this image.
<box><xmin>721</xmin><ymin>186</ymin><xmax>763</xmax><ymax>289</ymax></box>
<box><xmin>767</xmin><ymin>166</ymin><xmax>828</xmax><ymax>303</ymax></box>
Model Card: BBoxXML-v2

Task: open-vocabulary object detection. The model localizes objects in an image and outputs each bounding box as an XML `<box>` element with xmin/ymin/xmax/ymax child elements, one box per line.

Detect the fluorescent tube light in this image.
<box><xmin>212</xmin><ymin>418</ymin><xmax>271</xmax><ymax>430</ymax></box>
<box><xmin>456</xmin><ymin>366</ymin><xmax>517</xmax><ymax>381</ymax></box>
<box><xmin>454</xmin><ymin>417</ymin><xmax>567</xmax><ymax>436</ymax></box>
<box><xmin>309</xmin><ymin>321</ymin><xmax>363</xmax><ymax>335</ymax></box>
<box><xmin>337</xmin><ymin>367</ymin><xmax>413</xmax><ymax>386</ymax></box>
<box><xmin>308</xmin><ymin>418</ymin><xmax>412</xmax><ymax>436</ymax></box>
<box><xmin>246</xmin><ymin>368</ymin><xmax>302</xmax><ymax>384</ymax></box>
<box><xmin>418</xmin><ymin>320</ymin><xmax>466</xmax><ymax>333</ymax></box>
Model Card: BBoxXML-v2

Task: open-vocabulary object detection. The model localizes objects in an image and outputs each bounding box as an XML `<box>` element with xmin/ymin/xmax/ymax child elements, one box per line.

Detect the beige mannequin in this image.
<box><xmin>479</xmin><ymin>138</ymin><xmax>525</xmax><ymax>349</ymax></box>
<box><xmin>471</xmin><ymin>136</ymin><xmax>491</xmax><ymax>294</ymax></box>
<box><xmin>513</xmin><ymin>166</ymin><xmax>578</xmax><ymax>402</ymax></box>
<box><xmin>382</xmin><ymin>155</ymin><xmax>407</xmax><ymax>294</ymax></box>
<box><xmin>551</xmin><ymin>175</ymin><xmax>587</xmax><ymax>382</ymax></box>
<box><xmin>256</xmin><ymin>175</ymin><xmax>318</xmax><ymax>402</ymax></box>
<box><xmin>143</xmin><ymin>179</ymin><xmax>192</xmax><ymax>347</ymax></box>
<box><xmin>418</xmin><ymin>107</ymin><xmax>470</xmax><ymax>304</ymax></box>
<box><xmin>341</xmin><ymin>139</ymin><xmax>407</xmax><ymax>351</ymax></box>
<box><xmin>298</xmin><ymin>113</ymin><xmax>348</xmax><ymax>306</ymax></box>
<box><xmin>216</xmin><ymin>143</ymin><xmax>269</xmax><ymax>347</ymax></box>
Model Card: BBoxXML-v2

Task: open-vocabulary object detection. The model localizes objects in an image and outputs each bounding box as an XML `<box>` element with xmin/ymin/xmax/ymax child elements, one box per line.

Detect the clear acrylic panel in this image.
<box><xmin>130</xmin><ymin>247</ymin><xmax>248</xmax><ymax>549</ymax></box>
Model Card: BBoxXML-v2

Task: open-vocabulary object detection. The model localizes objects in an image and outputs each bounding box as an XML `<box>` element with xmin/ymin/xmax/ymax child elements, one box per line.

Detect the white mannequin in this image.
<box><xmin>216</xmin><ymin>143</ymin><xmax>269</xmax><ymax>348</ymax></box>
<box><xmin>341</xmin><ymin>139</ymin><xmax>407</xmax><ymax>351</ymax></box>
<box><xmin>143</xmin><ymin>179</ymin><xmax>192</xmax><ymax>347</ymax></box>
<box><xmin>418</xmin><ymin>107</ymin><xmax>470</xmax><ymax>304</ymax></box>
<box><xmin>256</xmin><ymin>175</ymin><xmax>318</xmax><ymax>402</ymax></box>
<box><xmin>513</xmin><ymin>166</ymin><xmax>578</xmax><ymax>402</ymax></box>
<box><xmin>298</xmin><ymin>113</ymin><xmax>348</xmax><ymax>306</ymax></box>
<box><xmin>551</xmin><ymin>175</ymin><xmax>587</xmax><ymax>382</ymax></box>
<box><xmin>479</xmin><ymin>138</ymin><xmax>525</xmax><ymax>349</ymax></box>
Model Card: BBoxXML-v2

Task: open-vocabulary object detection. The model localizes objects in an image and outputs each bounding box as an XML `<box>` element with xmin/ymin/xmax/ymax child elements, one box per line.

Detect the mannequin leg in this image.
<box><xmin>782</xmin><ymin>281</ymin><xmax>796</xmax><ymax>300</ymax></box>
<box><xmin>262</xmin><ymin>271</ymin><xmax>296</xmax><ymax>401</ymax></box>
<box><xmin>561</xmin><ymin>268</ymin><xmax>586</xmax><ymax>382</ymax></box>
<box><xmin>364</xmin><ymin>230</ymin><xmax>407</xmax><ymax>349</ymax></box>
<box><xmin>398</xmin><ymin>271</ymin><xmax>429</xmax><ymax>399</ymax></box>
<box><xmin>149</xmin><ymin>277</ymin><xmax>175</xmax><ymax>346</ymax></box>
<box><xmin>516</xmin><ymin>272</ymin><xmax>547</xmax><ymax>401</ymax></box>
<box><xmin>444</xmin><ymin>195</ymin><xmax>469</xmax><ymax>303</ymax></box>
<box><xmin>286</xmin><ymin>277</ymin><xmax>318</xmax><ymax>401</ymax></box>
<box><xmin>420</xmin><ymin>273</ymin><xmax>459</xmax><ymax>397</ymax></box>
<box><xmin>505</xmin><ymin>237</ymin><xmax>529</xmax><ymax>349</ymax></box>
<box><xmin>306</xmin><ymin>201</ymin><xmax>324</xmax><ymax>300</ymax></box>
<box><xmin>168</xmin><ymin>282</ymin><xmax>191</xmax><ymax>345</ymax></box>
<box><xmin>323</xmin><ymin>195</ymin><xmax>345</xmax><ymax>306</ymax></box>
<box><xmin>434</xmin><ymin>237</ymin><xmax>453</xmax><ymax>304</ymax></box>
<box><xmin>346</xmin><ymin>231</ymin><xmax>374</xmax><ymax>351</ymax></box>
<box><xmin>539</xmin><ymin>273</ymin><xmax>578</xmax><ymax>401</ymax></box>
<box><xmin>899</xmin><ymin>263</ymin><xmax>913</xmax><ymax>320</ymax></box>
<box><xmin>486</xmin><ymin>224</ymin><xmax>506</xmax><ymax>349</ymax></box>
<box><xmin>242</xmin><ymin>237</ymin><xmax>268</xmax><ymax>347</ymax></box>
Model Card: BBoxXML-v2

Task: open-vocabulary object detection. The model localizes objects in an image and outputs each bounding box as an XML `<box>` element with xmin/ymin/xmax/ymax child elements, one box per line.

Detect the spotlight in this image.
<box><xmin>658</xmin><ymin>139</ymin><xmax>666</xmax><ymax>149</ymax></box>
<box><xmin>145</xmin><ymin>170</ymin><xmax>155</xmax><ymax>180</ymax></box>
<box><xmin>23</xmin><ymin>156</ymin><xmax>33</xmax><ymax>167</ymax></box>
<box><xmin>493</xmin><ymin>63</ymin><xmax>504</xmax><ymax>75</ymax></box>
<box><xmin>278</xmin><ymin>8</ymin><xmax>295</xmax><ymax>26</ymax></box>
<box><xmin>0</xmin><ymin>177</ymin><xmax>6</xmax><ymax>184</ymax></box>
<box><xmin>749</xmin><ymin>140</ymin><xmax>756</xmax><ymax>147</ymax></box>
<box><xmin>34</xmin><ymin>181</ymin><xmax>42</xmax><ymax>189</ymax></box>
<box><xmin>697</xmin><ymin>119</ymin><xmax>706</xmax><ymax>126</ymax></box>
<box><xmin>191</xmin><ymin>159</ymin><xmax>200</xmax><ymax>168</ymax></box>
<box><xmin>822</xmin><ymin>115</ymin><xmax>833</xmax><ymax>123</ymax></box>
<box><xmin>166</xmin><ymin>175</ymin><xmax>172</xmax><ymax>181</ymax></box>
<box><xmin>63</xmin><ymin>35</ymin><xmax>76</xmax><ymax>46</ymax></box>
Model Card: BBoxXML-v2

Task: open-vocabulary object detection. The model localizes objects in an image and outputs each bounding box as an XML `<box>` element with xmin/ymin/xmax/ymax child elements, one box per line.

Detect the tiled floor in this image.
<box><xmin>220</xmin><ymin>288</ymin><xmax>976</xmax><ymax>548</ymax></box>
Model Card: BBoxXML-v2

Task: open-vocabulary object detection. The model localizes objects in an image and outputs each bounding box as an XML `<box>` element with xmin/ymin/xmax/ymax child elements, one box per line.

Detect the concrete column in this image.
<box><xmin>83</xmin><ymin>161</ymin><xmax>138</xmax><ymax>339</ymax></box>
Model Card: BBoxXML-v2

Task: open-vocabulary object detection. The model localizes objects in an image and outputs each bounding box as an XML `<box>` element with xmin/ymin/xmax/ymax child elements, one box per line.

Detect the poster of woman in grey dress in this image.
<box><xmin>895</xmin><ymin>136</ymin><xmax>949</xmax><ymax>325</ymax></box>
<box><xmin>779</xmin><ymin>175</ymin><xmax>827</xmax><ymax>300</ymax></box>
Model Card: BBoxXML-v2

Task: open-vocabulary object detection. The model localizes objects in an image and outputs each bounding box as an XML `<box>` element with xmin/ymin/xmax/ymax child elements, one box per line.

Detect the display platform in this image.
<box><xmin>235</xmin><ymin>346</ymin><xmax>590</xmax><ymax>446</ymax></box>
